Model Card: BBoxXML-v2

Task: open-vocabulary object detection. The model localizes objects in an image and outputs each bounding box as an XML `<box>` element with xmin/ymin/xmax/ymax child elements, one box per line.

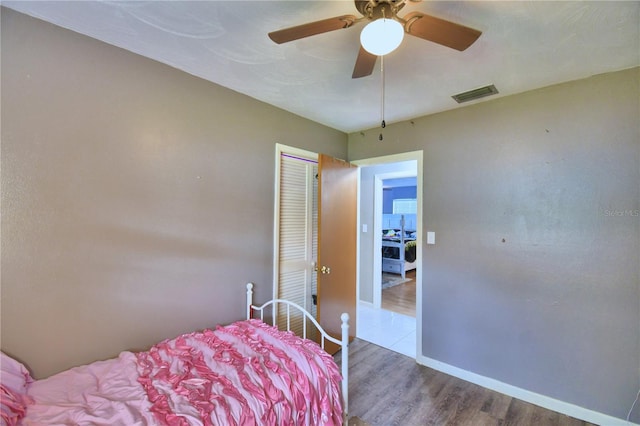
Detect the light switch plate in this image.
<box><xmin>427</xmin><ymin>231</ymin><xmax>435</xmax><ymax>245</ymax></box>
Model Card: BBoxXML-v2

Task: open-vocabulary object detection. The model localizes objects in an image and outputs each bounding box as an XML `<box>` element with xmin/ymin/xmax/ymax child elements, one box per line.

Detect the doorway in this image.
<box><xmin>353</xmin><ymin>151</ymin><xmax>423</xmax><ymax>359</ymax></box>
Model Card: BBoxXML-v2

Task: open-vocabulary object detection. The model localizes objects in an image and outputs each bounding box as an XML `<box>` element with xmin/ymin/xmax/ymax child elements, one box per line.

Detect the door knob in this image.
<box><xmin>321</xmin><ymin>266</ymin><xmax>331</xmax><ymax>274</ymax></box>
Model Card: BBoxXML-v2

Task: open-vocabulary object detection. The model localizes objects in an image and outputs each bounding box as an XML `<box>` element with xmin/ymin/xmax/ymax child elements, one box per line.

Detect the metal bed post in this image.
<box><xmin>340</xmin><ymin>312</ymin><xmax>350</xmax><ymax>421</ymax></box>
<box><xmin>246</xmin><ymin>282</ymin><xmax>253</xmax><ymax>319</ymax></box>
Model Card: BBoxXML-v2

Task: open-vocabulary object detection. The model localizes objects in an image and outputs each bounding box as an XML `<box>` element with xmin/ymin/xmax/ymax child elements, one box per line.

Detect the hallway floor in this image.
<box><xmin>357</xmin><ymin>302</ymin><xmax>416</xmax><ymax>358</ymax></box>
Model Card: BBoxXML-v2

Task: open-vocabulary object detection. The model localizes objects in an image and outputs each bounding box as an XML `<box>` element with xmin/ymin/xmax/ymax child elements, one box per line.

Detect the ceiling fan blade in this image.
<box><xmin>352</xmin><ymin>46</ymin><xmax>377</xmax><ymax>79</ymax></box>
<box><xmin>403</xmin><ymin>11</ymin><xmax>481</xmax><ymax>51</ymax></box>
<box><xmin>269</xmin><ymin>15</ymin><xmax>358</xmax><ymax>44</ymax></box>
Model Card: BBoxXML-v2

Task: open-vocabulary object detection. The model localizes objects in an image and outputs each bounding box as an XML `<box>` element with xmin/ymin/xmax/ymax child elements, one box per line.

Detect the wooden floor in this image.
<box><xmin>382</xmin><ymin>269</ymin><xmax>416</xmax><ymax>317</ymax></box>
<box><xmin>339</xmin><ymin>339</ymin><xmax>597</xmax><ymax>426</ymax></box>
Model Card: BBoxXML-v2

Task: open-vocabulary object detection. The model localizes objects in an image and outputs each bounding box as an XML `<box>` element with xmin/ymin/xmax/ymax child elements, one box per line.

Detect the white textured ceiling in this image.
<box><xmin>4</xmin><ymin>1</ymin><xmax>639</xmax><ymax>133</ymax></box>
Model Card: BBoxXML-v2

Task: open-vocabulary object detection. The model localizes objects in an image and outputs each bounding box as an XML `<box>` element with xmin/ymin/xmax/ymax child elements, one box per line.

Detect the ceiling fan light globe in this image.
<box><xmin>360</xmin><ymin>18</ymin><xmax>404</xmax><ymax>56</ymax></box>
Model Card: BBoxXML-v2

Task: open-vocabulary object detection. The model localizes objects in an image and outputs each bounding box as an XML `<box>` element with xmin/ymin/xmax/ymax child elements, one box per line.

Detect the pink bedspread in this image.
<box><xmin>21</xmin><ymin>320</ymin><xmax>343</xmax><ymax>425</ymax></box>
<box><xmin>22</xmin><ymin>351</ymin><xmax>155</xmax><ymax>425</ymax></box>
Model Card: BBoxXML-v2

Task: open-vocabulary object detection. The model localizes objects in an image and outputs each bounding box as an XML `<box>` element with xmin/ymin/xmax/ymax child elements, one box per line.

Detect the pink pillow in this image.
<box><xmin>1</xmin><ymin>352</ymin><xmax>33</xmax><ymax>425</ymax></box>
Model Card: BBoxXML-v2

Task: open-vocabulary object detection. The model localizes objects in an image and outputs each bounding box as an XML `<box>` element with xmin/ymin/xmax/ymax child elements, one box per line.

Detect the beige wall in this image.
<box><xmin>349</xmin><ymin>67</ymin><xmax>640</xmax><ymax>421</ymax></box>
<box><xmin>0</xmin><ymin>8</ymin><xmax>347</xmax><ymax>379</ymax></box>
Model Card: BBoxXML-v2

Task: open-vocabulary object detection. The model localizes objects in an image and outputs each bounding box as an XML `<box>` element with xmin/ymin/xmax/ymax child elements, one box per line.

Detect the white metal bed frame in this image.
<box><xmin>245</xmin><ymin>283</ymin><xmax>350</xmax><ymax>421</ymax></box>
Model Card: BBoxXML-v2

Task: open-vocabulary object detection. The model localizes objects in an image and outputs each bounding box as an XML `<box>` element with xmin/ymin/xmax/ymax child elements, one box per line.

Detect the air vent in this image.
<box><xmin>452</xmin><ymin>84</ymin><xmax>499</xmax><ymax>104</ymax></box>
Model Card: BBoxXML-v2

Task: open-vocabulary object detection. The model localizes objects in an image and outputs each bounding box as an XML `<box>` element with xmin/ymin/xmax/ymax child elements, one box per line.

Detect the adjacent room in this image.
<box><xmin>1</xmin><ymin>1</ymin><xmax>638</xmax><ymax>425</ymax></box>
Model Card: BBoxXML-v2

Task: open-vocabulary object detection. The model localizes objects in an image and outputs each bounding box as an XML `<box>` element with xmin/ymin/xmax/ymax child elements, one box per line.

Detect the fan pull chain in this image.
<box><xmin>379</xmin><ymin>55</ymin><xmax>385</xmax><ymax>141</ymax></box>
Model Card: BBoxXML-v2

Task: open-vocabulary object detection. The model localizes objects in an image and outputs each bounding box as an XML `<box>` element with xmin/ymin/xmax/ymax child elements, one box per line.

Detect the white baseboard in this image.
<box><xmin>416</xmin><ymin>354</ymin><xmax>637</xmax><ymax>426</ymax></box>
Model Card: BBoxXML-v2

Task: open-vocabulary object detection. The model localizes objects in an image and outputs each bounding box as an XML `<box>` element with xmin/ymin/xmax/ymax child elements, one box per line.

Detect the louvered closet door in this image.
<box><xmin>277</xmin><ymin>153</ymin><xmax>318</xmax><ymax>339</ymax></box>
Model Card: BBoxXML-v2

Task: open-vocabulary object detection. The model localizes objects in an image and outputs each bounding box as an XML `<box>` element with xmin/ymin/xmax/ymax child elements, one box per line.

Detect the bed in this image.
<box><xmin>381</xmin><ymin>213</ymin><xmax>417</xmax><ymax>279</ymax></box>
<box><xmin>1</xmin><ymin>283</ymin><xmax>349</xmax><ymax>425</ymax></box>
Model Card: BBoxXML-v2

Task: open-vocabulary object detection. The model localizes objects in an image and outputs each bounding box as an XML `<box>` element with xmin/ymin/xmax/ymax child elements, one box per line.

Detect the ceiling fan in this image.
<box><xmin>268</xmin><ymin>0</ymin><xmax>482</xmax><ymax>79</ymax></box>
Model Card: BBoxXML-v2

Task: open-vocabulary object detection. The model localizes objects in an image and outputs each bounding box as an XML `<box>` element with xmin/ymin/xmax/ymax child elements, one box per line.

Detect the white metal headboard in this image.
<box><xmin>245</xmin><ymin>282</ymin><xmax>349</xmax><ymax>420</ymax></box>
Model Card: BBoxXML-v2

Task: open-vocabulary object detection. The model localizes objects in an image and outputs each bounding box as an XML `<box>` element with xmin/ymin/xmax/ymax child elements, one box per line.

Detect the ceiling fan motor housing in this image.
<box><xmin>356</xmin><ymin>0</ymin><xmax>406</xmax><ymax>20</ymax></box>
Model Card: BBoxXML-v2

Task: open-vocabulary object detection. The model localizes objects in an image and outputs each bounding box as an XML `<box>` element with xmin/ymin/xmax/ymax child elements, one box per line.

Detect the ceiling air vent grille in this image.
<box><xmin>452</xmin><ymin>84</ymin><xmax>499</xmax><ymax>104</ymax></box>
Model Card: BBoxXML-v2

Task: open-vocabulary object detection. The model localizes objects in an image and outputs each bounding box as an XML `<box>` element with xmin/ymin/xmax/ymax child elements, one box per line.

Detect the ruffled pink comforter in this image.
<box><xmin>21</xmin><ymin>320</ymin><xmax>343</xmax><ymax>425</ymax></box>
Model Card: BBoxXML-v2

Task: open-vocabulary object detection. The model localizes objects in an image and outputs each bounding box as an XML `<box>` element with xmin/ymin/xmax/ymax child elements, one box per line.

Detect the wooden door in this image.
<box><xmin>317</xmin><ymin>154</ymin><xmax>358</xmax><ymax>354</ymax></box>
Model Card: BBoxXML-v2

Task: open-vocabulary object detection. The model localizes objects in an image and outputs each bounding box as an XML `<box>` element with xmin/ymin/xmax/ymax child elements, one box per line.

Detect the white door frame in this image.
<box><xmin>353</xmin><ymin>150</ymin><xmax>423</xmax><ymax>359</ymax></box>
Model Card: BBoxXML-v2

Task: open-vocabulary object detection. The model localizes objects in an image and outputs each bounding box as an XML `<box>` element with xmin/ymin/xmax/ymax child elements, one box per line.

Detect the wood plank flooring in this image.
<box><xmin>382</xmin><ymin>269</ymin><xmax>416</xmax><ymax>317</ymax></box>
<box><xmin>338</xmin><ymin>339</ymin><xmax>598</xmax><ymax>426</ymax></box>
